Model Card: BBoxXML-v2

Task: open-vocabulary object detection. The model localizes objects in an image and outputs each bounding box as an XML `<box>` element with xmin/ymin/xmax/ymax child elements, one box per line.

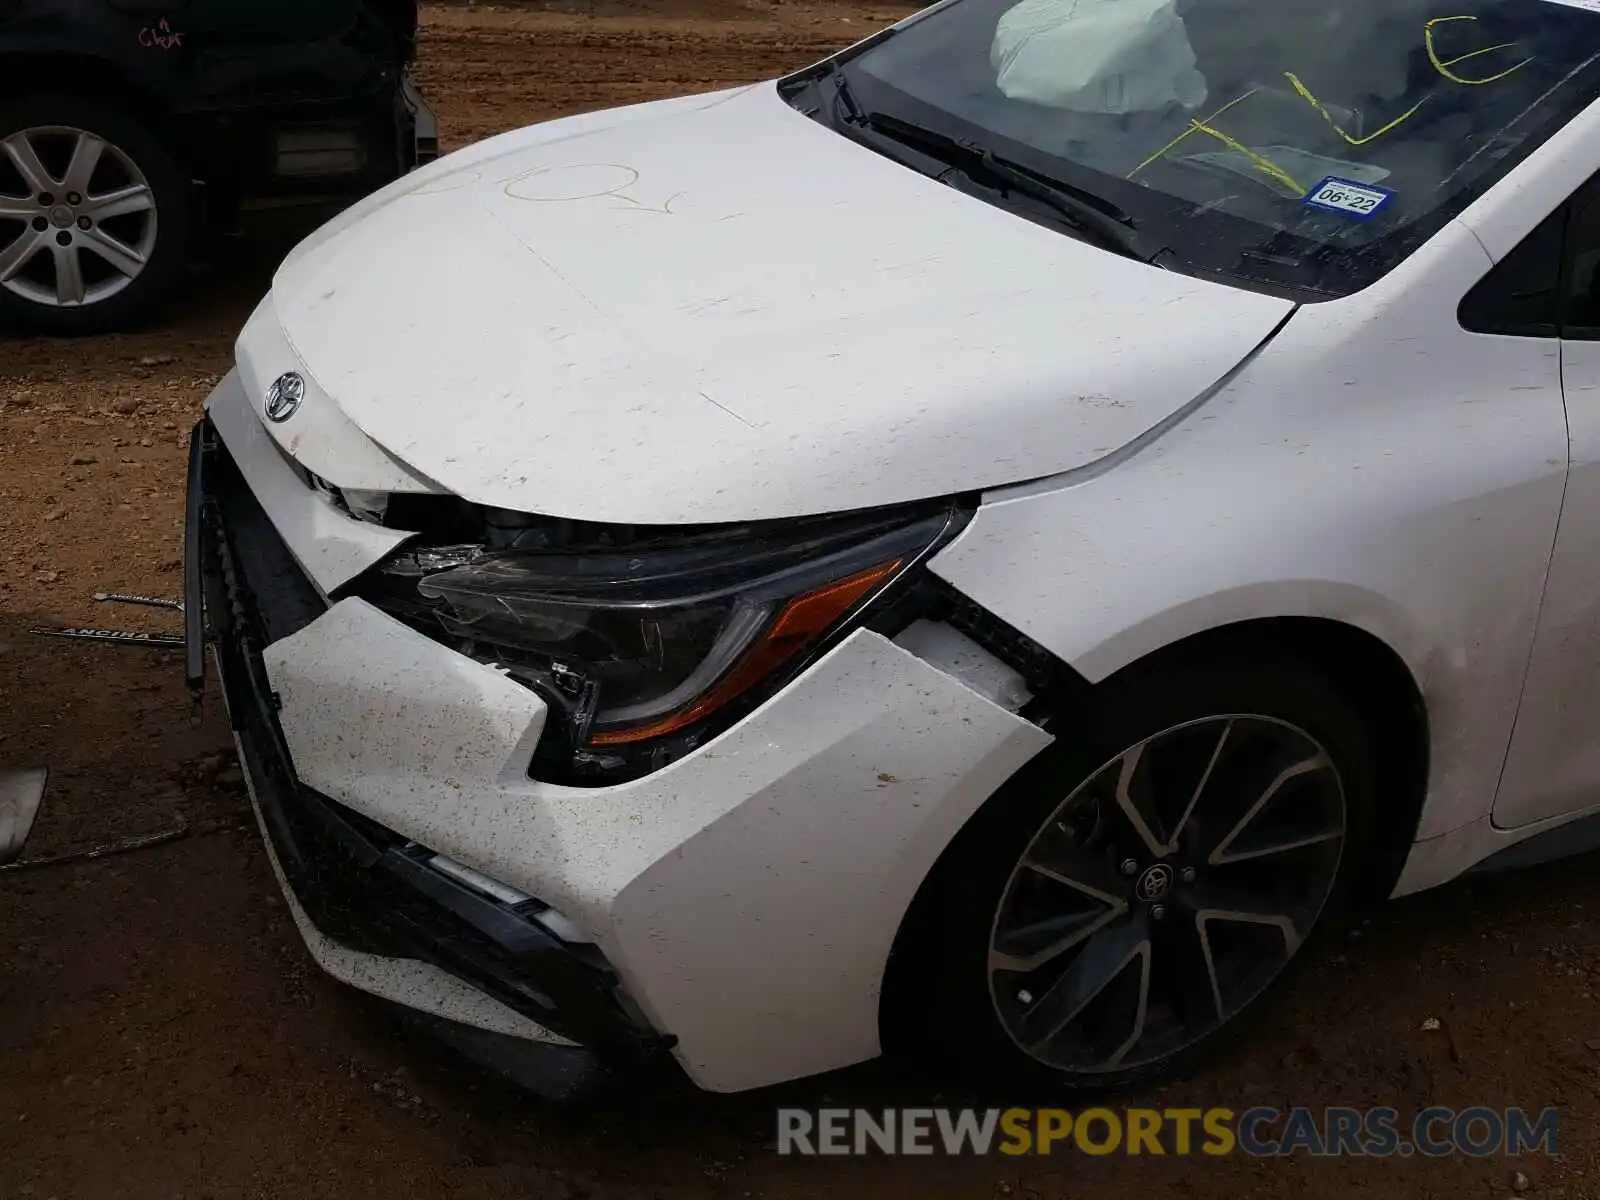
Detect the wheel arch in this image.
<box><xmin>878</xmin><ymin>611</ymin><xmax>1429</xmax><ymax>1058</ymax></box>
<box><xmin>0</xmin><ymin>54</ymin><xmax>184</xmax><ymax>165</ymax></box>
<box><xmin>1106</xmin><ymin>615</ymin><xmax>1431</xmax><ymax>894</ymax></box>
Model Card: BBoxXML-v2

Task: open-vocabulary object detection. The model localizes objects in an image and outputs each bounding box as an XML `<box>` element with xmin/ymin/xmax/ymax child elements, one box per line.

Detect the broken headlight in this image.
<box><xmin>359</xmin><ymin>502</ymin><xmax>969</xmax><ymax>782</ymax></box>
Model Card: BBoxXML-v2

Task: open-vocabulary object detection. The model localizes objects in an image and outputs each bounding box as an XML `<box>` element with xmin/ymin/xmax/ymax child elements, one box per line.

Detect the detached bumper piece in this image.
<box><xmin>186</xmin><ymin>419</ymin><xmax>679</xmax><ymax>1098</ymax></box>
<box><xmin>0</xmin><ymin>767</ymin><xmax>47</xmax><ymax>867</ymax></box>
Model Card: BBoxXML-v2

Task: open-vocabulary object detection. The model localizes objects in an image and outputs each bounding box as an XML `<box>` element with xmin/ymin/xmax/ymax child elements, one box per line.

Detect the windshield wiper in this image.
<box><xmin>857</xmin><ymin>111</ymin><xmax>1174</xmax><ymax>266</ymax></box>
<box><xmin>827</xmin><ymin>60</ymin><xmax>866</xmax><ymax>125</ymax></box>
<box><xmin>788</xmin><ymin>30</ymin><xmax>895</xmax><ymax>124</ymax></box>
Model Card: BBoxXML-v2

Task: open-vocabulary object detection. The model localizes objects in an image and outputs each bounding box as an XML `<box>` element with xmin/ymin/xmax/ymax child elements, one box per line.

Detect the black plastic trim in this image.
<box><xmin>182</xmin><ymin>420</ymin><xmax>209</xmax><ymax>691</ymax></box>
<box><xmin>868</xmin><ymin>573</ymin><xmax>1095</xmax><ymax>714</ymax></box>
<box><xmin>1472</xmin><ymin>811</ymin><xmax>1600</xmax><ymax>874</ymax></box>
<box><xmin>1458</xmin><ymin>204</ymin><xmax>1567</xmax><ymax>338</ymax></box>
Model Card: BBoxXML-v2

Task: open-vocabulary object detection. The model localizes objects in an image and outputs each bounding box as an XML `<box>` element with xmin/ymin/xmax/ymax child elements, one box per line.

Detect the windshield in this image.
<box><xmin>794</xmin><ymin>0</ymin><xmax>1600</xmax><ymax>298</ymax></box>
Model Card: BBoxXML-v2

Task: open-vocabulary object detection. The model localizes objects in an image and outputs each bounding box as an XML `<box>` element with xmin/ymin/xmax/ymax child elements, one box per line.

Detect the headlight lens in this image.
<box><xmin>364</xmin><ymin>503</ymin><xmax>966</xmax><ymax>771</ymax></box>
<box><xmin>416</xmin><ymin>555</ymin><xmax>904</xmax><ymax>745</ymax></box>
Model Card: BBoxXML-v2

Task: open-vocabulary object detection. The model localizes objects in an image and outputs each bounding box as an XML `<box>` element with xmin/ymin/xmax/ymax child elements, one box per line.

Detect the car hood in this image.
<box><xmin>261</xmin><ymin>82</ymin><xmax>1294</xmax><ymax>525</ymax></box>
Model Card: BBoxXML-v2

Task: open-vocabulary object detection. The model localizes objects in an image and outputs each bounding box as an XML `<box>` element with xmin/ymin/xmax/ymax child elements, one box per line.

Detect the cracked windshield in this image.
<box><xmin>847</xmin><ymin>0</ymin><xmax>1600</xmax><ymax>294</ymax></box>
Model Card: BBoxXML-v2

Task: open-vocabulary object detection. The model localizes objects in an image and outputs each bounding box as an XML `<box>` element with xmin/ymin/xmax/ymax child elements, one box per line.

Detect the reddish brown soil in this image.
<box><xmin>1</xmin><ymin>5</ymin><xmax>1597</xmax><ymax>1198</ymax></box>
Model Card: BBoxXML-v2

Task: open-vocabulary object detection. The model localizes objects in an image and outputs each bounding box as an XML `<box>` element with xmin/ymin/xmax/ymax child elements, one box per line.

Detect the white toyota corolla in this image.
<box><xmin>184</xmin><ymin>0</ymin><xmax>1600</xmax><ymax>1098</ymax></box>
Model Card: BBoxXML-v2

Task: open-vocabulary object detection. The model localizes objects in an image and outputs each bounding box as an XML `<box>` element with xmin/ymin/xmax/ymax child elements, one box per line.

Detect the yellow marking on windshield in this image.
<box><xmin>1130</xmin><ymin>16</ymin><xmax>1534</xmax><ymax>191</ymax></box>
<box><xmin>1283</xmin><ymin>72</ymin><xmax>1429</xmax><ymax>145</ymax></box>
<box><xmin>1188</xmin><ymin>120</ymin><xmax>1302</xmax><ymax>193</ymax></box>
<box><xmin>1425</xmin><ymin>16</ymin><xmax>1531</xmax><ymax>84</ymax></box>
<box><xmin>1128</xmin><ymin>88</ymin><xmax>1260</xmax><ymax>179</ymax></box>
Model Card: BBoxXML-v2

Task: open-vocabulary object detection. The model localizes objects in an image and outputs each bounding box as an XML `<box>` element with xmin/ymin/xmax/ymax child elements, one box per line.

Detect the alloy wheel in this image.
<box><xmin>986</xmin><ymin>714</ymin><xmax>1347</xmax><ymax>1074</ymax></box>
<box><xmin>0</xmin><ymin>125</ymin><xmax>158</xmax><ymax>308</ymax></box>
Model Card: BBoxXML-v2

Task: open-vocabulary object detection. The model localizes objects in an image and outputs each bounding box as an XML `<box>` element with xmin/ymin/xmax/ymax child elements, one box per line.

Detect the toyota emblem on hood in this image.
<box><xmin>264</xmin><ymin>372</ymin><xmax>305</xmax><ymax>423</ymax></box>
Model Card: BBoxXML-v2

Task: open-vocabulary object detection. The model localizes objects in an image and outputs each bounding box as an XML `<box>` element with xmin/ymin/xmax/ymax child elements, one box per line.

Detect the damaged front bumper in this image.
<box><xmin>184</xmin><ymin>420</ymin><xmax>678</xmax><ymax>1098</ymax></box>
<box><xmin>183</xmin><ymin>367</ymin><xmax>1052</xmax><ymax>1095</ymax></box>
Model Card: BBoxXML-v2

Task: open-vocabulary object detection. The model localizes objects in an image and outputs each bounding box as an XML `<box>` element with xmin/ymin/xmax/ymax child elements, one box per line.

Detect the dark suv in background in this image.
<box><xmin>0</xmin><ymin>0</ymin><xmax>436</xmax><ymax>334</ymax></box>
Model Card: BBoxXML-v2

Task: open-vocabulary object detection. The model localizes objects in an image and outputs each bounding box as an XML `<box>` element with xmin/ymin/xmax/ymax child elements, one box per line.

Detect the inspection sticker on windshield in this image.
<box><xmin>1302</xmin><ymin>177</ymin><xmax>1394</xmax><ymax>220</ymax></box>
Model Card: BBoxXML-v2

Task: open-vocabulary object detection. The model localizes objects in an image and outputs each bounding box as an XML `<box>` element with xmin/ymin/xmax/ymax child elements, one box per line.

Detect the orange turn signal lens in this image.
<box><xmin>587</xmin><ymin>558</ymin><xmax>904</xmax><ymax>746</ymax></box>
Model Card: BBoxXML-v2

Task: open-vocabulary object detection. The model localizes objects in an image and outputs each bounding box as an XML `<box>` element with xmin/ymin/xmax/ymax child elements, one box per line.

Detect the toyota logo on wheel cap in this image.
<box><xmin>1134</xmin><ymin>863</ymin><xmax>1174</xmax><ymax>903</ymax></box>
<box><xmin>264</xmin><ymin>372</ymin><xmax>305</xmax><ymax>423</ymax></box>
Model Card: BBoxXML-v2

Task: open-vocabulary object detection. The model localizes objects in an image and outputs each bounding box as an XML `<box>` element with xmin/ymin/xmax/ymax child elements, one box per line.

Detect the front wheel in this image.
<box><xmin>911</xmin><ymin>653</ymin><xmax>1377</xmax><ymax>1096</ymax></box>
<box><xmin>0</xmin><ymin>94</ymin><xmax>189</xmax><ymax>335</ymax></box>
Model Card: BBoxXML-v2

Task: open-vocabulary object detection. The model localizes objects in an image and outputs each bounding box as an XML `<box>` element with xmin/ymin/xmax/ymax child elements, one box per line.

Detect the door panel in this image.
<box><xmin>1495</xmin><ymin>175</ymin><xmax>1600</xmax><ymax>829</ymax></box>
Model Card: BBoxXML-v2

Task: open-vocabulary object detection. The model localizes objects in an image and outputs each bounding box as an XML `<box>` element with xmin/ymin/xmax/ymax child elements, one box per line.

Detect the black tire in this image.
<box><xmin>0</xmin><ymin>93</ymin><xmax>189</xmax><ymax>336</ymax></box>
<box><xmin>903</xmin><ymin>649</ymin><xmax>1379</xmax><ymax>1099</ymax></box>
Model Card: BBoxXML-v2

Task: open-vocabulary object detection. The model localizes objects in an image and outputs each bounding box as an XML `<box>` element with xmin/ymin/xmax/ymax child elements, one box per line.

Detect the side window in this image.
<box><xmin>1563</xmin><ymin>175</ymin><xmax>1600</xmax><ymax>339</ymax></box>
<box><xmin>1459</xmin><ymin>207</ymin><xmax>1566</xmax><ymax>338</ymax></box>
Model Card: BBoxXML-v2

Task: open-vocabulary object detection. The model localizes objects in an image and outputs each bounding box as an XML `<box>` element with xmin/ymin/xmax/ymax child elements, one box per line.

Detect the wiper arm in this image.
<box><xmin>859</xmin><ymin>112</ymin><xmax>1174</xmax><ymax>265</ymax></box>
<box><xmin>789</xmin><ymin>29</ymin><xmax>898</xmax><ymax>125</ymax></box>
<box><xmin>971</xmin><ymin>150</ymin><xmax>1173</xmax><ymax>265</ymax></box>
<box><xmin>829</xmin><ymin>61</ymin><xmax>866</xmax><ymax>125</ymax></box>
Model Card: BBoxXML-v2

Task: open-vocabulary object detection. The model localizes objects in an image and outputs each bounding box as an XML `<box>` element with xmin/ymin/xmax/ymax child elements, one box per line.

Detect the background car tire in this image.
<box><xmin>0</xmin><ymin>93</ymin><xmax>188</xmax><ymax>335</ymax></box>
<box><xmin>900</xmin><ymin>648</ymin><xmax>1380</xmax><ymax>1098</ymax></box>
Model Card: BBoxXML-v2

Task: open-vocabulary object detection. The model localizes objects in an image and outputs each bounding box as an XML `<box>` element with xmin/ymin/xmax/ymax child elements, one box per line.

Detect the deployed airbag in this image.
<box><xmin>991</xmin><ymin>0</ymin><xmax>1208</xmax><ymax>113</ymax></box>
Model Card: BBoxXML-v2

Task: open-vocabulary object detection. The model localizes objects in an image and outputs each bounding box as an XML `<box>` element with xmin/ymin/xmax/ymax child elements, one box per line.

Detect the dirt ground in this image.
<box><xmin>1</xmin><ymin>3</ymin><xmax>1598</xmax><ymax>1198</ymax></box>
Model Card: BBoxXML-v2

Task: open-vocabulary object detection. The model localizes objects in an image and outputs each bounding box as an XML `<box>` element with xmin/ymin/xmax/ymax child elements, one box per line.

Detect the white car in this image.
<box><xmin>184</xmin><ymin>0</ymin><xmax>1600</xmax><ymax>1098</ymax></box>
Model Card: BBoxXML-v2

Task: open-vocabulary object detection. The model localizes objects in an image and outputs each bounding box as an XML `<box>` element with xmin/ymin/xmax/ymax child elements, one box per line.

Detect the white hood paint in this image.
<box><xmin>266</xmin><ymin>83</ymin><xmax>1293</xmax><ymax>524</ymax></box>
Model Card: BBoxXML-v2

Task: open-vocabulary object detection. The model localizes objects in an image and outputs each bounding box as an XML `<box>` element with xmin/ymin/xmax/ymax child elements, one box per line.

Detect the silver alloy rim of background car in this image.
<box><xmin>0</xmin><ymin>125</ymin><xmax>159</xmax><ymax>308</ymax></box>
<box><xmin>986</xmin><ymin>713</ymin><xmax>1347</xmax><ymax>1074</ymax></box>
